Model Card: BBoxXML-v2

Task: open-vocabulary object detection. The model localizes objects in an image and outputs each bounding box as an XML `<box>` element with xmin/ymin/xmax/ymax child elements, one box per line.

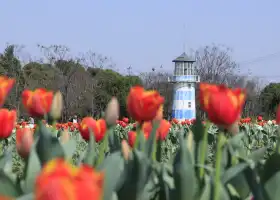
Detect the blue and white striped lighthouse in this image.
<box><xmin>170</xmin><ymin>52</ymin><xmax>200</xmax><ymax>121</ymax></box>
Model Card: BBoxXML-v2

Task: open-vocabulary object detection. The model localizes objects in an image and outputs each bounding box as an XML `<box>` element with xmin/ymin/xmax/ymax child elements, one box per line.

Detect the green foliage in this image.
<box><xmin>0</xmin><ymin>44</ymin><xmax>144</xmax><ymax>120</ymax></box>
<box><xmin>260</xmin><ymin>83</ymin><xmax>280</xmax><ymax>118</ymax></box>
<box><xmin>0</xmin><ymin>120</ymin><xmax>279</xmax><ymax>199</ymax></box>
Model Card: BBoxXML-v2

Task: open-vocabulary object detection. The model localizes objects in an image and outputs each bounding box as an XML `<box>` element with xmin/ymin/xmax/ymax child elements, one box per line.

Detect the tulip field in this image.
<box><xmin>9</xmin><ymin>116</ymin><xmax>279</xmax><ymax>171</ymax></box>
<box><xmin>2</xmin><ymin>78</ymin><xmax>280</xmax><ymax>200</ymax></box>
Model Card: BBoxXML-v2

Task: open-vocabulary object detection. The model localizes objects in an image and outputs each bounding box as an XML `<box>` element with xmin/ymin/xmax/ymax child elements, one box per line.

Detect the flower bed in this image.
<box><xmin>0</xmin><ymin>77</ymin><xmax>279</xmax><ymax>199</ymax></box>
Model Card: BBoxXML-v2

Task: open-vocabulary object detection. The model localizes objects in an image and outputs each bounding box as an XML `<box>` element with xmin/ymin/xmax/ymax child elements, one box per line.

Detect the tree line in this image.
<box><xmin>0</xmin><ymin>43</ymin><xmax>275</xmax><ymax>121</ymax></box>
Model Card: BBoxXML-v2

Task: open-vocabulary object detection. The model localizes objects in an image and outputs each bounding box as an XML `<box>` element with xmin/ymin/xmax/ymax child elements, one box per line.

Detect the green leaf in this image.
<box><xmin>108</xmin><ymin>127</ymin><xmax>121</xmax><ymax>153</ymax></box>
<box><xmin>261</xmin><ymin>153</ymin><xmax>280</xmax><ymax>184</ymax></box>
<box><xmin>136</xmin><ymin>130</ymin><xmax>146</xmax><ymax>152</ymax></box>
<box><xmin>36</xmin><ymin>122</ymin><xmax>65</xmax><ymax>165</ymax></box>
<box><xmin>173</xmin><ymin>130</ymin><xmax>196</xmax><ymax>200</ymax></box>
<box><xmin>265</xmin><ymin>171</ymin><xmax>280</xmax><ymax>200</ymax></box>
<box><xmin>83</xmin><ymin>130</ymin><xmax>97</xmax><ymax>167</ymax></box>
<box><xmin>156</xmin><ymin>140</ymin><xmax>163</xmax><ymax>162</ymax></box>
<box><xmin>0</xmin><ymin>171</ymin><xmax>22</xmax><ymax>197</ymax></box>
<box><xmin>248</xmin><ymin>147</ymin><xmax>267</xmax><ymax>162</ymax></box>
<box><xmin>117</xmin><ymin>150</ymin><xmax>152</xmax><ymax>200</ymax></box>
<box><xmin>61</xmin><ymin>139</ymin><xmax>76</xmax><ymax>159</ymax></box>
<box><xmin>191</xmin><ymin>116</ymin><xmax>204</xmax><ymax>143</ymax></box>
<box><xmin>244</xmin><ymin>167</ymin><xmax>267</xmax><ymax>200</ymax></box>
<box><xmin>222</xmin><ymin>163</ymin><xmax>251</xmax><ymax>198</ymax></box>
<box><xmin>218</xmin><ymin>182</ymin><xmax>230</xmax><ymax>200</ymax></box>
<box><xmin>228</xmin><ymin>133</ymin><xmax>244</xmax><ymax>149</ymax></box>
<box><xmin>22</xmin><ymin>141</ymin><xmax>41</xmax><ymax>193</ymax></box>
<box><xmin>145</xmin><ymin>121</ymin><xmax>159</xmax><ymax>159</ymax></box>
<box><xmin>0</xmin><ymin>149</ymin><xmax>12</xmax><ymax>169</ymax></box>
<box><xmin>16</xmin><ymin>193</ymin><xmax>34</xmax><ymax>200</ymax></box>
<box><xmin>99</xmin><ymin>152</ymin><xmax>125</xmax><ymax>200</ymax></box>
<box><xmin>221</xmin><ymin>163</ymin><xmax>249</xmax><ymax>183</ymax></box>
<box><xmin>199</xmin><ymin>177</ymin><xmax>211</xmax><ymax>200</ymax></box>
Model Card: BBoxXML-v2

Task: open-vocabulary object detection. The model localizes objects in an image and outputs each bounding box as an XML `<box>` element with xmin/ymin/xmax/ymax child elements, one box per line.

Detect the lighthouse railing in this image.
<box><xmin>168</xmin><ymin>75</ymin><xmax>200</xmax><ymax>83</ymax></box>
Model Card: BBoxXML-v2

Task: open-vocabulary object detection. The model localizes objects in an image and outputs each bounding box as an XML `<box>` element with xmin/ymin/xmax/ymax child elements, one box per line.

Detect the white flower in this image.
<box><xmin>267</xmin><ymin>120</ymin><xmax>273</xmax><ymax>125</ymax></box>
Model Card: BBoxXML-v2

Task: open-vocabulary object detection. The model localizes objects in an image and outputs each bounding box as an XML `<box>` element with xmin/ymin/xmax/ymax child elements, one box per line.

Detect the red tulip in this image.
<box><xmin>79</xmin><ymin>117</ymin><xmax>107</xmax><ymax>142</ymax></box>
<box><xmin>22</xmin><ymin>88</ymin><xmax>53</xmax><ymax>117</ymax></box>
<box><xmin>0</xmin><ymin>109</ymin><xmax>17</xmax><ymax>139</ymax></box>
<box><xmin>127</xmin><ymin>86</ymin><xmax>164</xmax><ymax>122</ymax></box>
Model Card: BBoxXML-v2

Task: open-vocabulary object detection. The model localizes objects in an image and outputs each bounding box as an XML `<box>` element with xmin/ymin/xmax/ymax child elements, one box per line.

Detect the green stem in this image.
<box><xmin>133</xmin><ymin>123</ymin><xmax>142</xmax><ymax>150</ymax></box>
<box><xmin>96</xmin><ymin>132</ymin><xmax>109</xmax><ymax>167</ymax></box>
<box><xmin>152</xmin><ymin>138</ymin><xmax>157</xmax><ymax>161</ymax></box>
<box><xmin>214</xmin><ymin>133</ymin><xmax>223</xmax><ymax>200</ymax></box>
<box><xmin>199</xmin><ymin>121</ymin><xmax>210</xmax><ymax>180</ymax></box>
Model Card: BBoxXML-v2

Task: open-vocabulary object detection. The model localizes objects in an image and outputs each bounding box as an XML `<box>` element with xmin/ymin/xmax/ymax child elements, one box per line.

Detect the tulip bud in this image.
<box><xmin>50</xmin><ymin>91</ymin><xmax>63</xmax><ymax>120</ymax></box>
<box><xmin>16</xmin><ymin>128</ymin><xmax>34</xmax><ymax>158</ymax></box>
<box><xmin>187</xmin><ymin>131</ymin><xmax>194</xmax><ymax>153</ymax></box>
<box><xmin>105</xmin><ymin>97</ymin><xmax>119</xmax><ymax>126</ymax></box>
<box><xmin>121</xmin><ymin>140</ymin><xmax>131</xmax><ymax>160</ymax></box>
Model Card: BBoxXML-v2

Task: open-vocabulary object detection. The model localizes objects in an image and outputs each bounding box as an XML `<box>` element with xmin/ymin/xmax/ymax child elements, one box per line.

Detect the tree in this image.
<box><xmin>194</xmin><ymin>44</ymin><xmax>262</xmax><ymax>118</ymax></box>
<box><xmin>140</xmin><ymin>69</ymin><xmax>173</xmax><ymax>119</ymax></box>
<box><xmin>195</xmin><ymin>44</ymin><xmax>239</xmax><ymax>85</ymax></box>
<box><xmin>259</xmin><ymin>83</ymin><xmax>280</xmax><ymax>118</ymax></box>
<box><xmin>0</xmin><ymin>45</ymin><xmax>24</xmax><ymax>112</ymax></box>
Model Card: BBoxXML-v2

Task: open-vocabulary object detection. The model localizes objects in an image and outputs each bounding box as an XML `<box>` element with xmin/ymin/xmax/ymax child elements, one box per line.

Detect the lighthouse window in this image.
<box><xmin>188</xmin><ymin>102</ymin><xmax>191</xmax><ymax>108</ymax></box>
<box><xmin>175</xmin><ymin>63</ymin><xmax>184</xmax><ymax>76</ymax></box>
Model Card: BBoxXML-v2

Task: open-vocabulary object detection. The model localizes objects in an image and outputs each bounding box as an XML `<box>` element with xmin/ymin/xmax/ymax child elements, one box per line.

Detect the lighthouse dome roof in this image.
<box><xmin>172</xmin><ymin>52</ymin><xmax>195</xmax><ymax>62</ymax></box>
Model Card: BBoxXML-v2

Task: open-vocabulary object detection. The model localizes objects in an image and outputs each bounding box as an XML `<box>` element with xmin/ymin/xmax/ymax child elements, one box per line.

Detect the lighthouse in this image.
<box><xmin>170</xmin><ymin>52</ymin><xmax>200</xmax><ymax>121</ymax></box>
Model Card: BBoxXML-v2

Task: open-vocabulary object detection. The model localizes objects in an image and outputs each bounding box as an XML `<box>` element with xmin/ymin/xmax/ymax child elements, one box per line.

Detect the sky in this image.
<box><xmin>1</xmin><ymin>0</ymin><xmax>280</xmax><ymax>83</ymax></box>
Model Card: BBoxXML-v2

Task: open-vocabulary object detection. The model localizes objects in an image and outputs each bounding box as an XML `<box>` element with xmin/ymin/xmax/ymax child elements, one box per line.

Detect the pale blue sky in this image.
<box><xmin>1</xmin><ymin>0</ymin><xmax>280</xmax><ymax>83</ymax></box>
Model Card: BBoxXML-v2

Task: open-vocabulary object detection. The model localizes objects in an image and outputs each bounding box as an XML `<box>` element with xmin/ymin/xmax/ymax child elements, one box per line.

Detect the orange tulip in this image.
<box><xmin>22</xmin><ymin>88</ymin><xmax>53</xmax><ymax>117</ymax></box>
<box><xmin>0</xmin><ymin>76</ymin><xmax>15</xmax><ymax>107</ymax></box>
<box><xmin>199</xmin><ymin>83</ymin><xmax>246</xmax><ymax>127</ymax></box>
<box><xmin>142</xmin><ymin>119</ymin><xmax>171</xmax><ymax>140</ymax></box>
<box><xmin>35</xmin><ymin>158</ymin><xmax>104</xmax><ymax>200</ymax></box>
<box><xmin>16</xmin><ymin>128</ymin><xmax>34</xmax><ymax>158</ymax></box>
<box><xmin>127</xmin><ymin>131</ymin><xmax>149</xmax><ymax>147</ymax></box>
<box><xmin>0</xmin><ymin>109</ymin><xmax>16</xmax><ymax>139</ymax></box>
<box><xmin>79</xmin><ymin>117</ymin><xmax>107</xmax><ymax>142</ymax></box>
<box><xmin>127</xmin><ymin>86</ymin><xmax>164</xmax><ymax>122</ymax></box>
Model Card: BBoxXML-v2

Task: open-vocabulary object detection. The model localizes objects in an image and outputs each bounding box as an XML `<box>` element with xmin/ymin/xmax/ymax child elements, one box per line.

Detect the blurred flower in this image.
<box><xmin>16</xmin><ymin>128</ymin><xmax>34</xmax><ymax>158</ymax></box>
<box><xmin>50</xmin><ymin>91</ymin><xmax>63</xmax><ymax>120</ymax></box>
<box><xmin>122</xmin><ymin>117</ymin><xmax>129</xmax><ymax>123</ymax></box>
<box><xmin>127</xmin><ymin>86</ymin><xmax>164</xmax><ymax>122</ymax></box>
<box><xmin>0</xmin><ymin>76</ymin><xmax>15</xmax><ymax>107</ymax></box>
<box><xmin>0</xmin><ymin>109</ymin><xmax>17</xmax><ymax>139</ymax></box>
<box><xmin>142</xmin><ymin>119</ymin><xmax>171</xmax><ymax>140</ymax></box>
<box><xmin>257</xmin><ymin>115</ymin><xmax>263</xmax><ymax>121</ymax></box>
<box><xmin>127</xmin><ymin>131</ymin><xmax>149</xmax><ymax>147</ymax></box>
<box><xmin>105</xmin><ymin>97</ymin><xmax>119</xmax><ymax>126</ymax></box>
<box><xmin>199</xmin><ymin>83</ymin><xmax>246</xmax><ymax>132</ymax></box>
<box><xmin>35</xmin><ymin>158</ymin><xmax>104</xmax><ymax>200</ymax></box>
<box><xmin>79</xmin><ymin>117</ymin><xmax>107</xmax><ymax>142</ymax></box>
<box><xmin>22</xmin><ymin>88</ymin><xmax>53</xmax><ymax>117</ymax></box>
